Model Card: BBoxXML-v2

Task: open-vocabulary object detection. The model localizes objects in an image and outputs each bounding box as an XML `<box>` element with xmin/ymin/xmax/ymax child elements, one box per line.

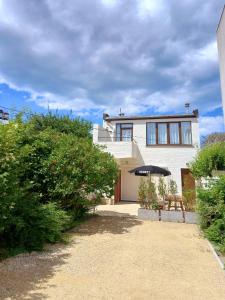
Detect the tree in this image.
<box><xmin>190</xmin><ymin>142</ymin><xmax>225</xmax><ymax>178</ymax></box>
<box><xmin>29</xmin><ymin>113</ymin><xmax>92</xmax><ymax>139</ymax></box>
<box><xmin>197</xmin><ymin>176</ymin><xmax>225</xmax><ymax>253</ymax></box>
<box><xmin>138</xmin><ymin>178</ymin><xmax>147</xmax><ymax>208</ymax></box>
<box><xmin>46</xmin><ymin>134</ymin><xmax>118</xmax><ymax>217</ymax></box>
<box><xmin>158</xmin><ymin>177</ymin><xmax>167</xmax><ymax>205</ymax></box>
<box><xmin>0</xmin><ymin>113</ymin><xmax>118</xmax><ymax>252</ymax></box>
<box><xmin>145</xmin><ymin>175</ymin><xmax>159</xmax><ymax>209</ymax></box>
<box><xmin>168</xmin><ymin>179</ymin><xmax>178</xmax><ymax>195</ymax></box>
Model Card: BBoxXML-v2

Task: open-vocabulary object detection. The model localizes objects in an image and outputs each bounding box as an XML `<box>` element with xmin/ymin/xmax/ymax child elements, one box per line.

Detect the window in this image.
<box><xmin>115</xmin><ymin>123</ymin><xmax>133</xmax><ymax>141</ymax></box>
<box><xmin>146</xmin><ymin>121</ymin><xmax>192</xmax><ymax>146</ymax></box>
<box><xmin>158</xmin><ymin>123</ymin><xmax>167</xmax><ymax>144</ymax></box>
<box><xmin>181</xmin><ymin>122</ymin><xmax>192</xmax><ymax>144</ymax></box>
<box><xmin>146</xmin><ymin>123</ymin><xmax>156</xmax><ymax>144</ymax></box>
<box><xmin>170</xmin><ymin>123</ymin><xmax>180</xmax><ymax>144</ymax></box>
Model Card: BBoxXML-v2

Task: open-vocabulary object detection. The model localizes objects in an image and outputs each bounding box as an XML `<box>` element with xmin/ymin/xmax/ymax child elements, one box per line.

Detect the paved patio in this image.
<box><xmin>0</xmin><ymin>203</ymin><xmax>225</xmax><ymax>299</ymax></box>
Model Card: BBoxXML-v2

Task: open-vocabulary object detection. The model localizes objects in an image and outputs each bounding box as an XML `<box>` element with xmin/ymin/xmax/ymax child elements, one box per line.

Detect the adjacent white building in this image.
<box><xmin>217</xmin><ymin>5</ymin><xmax>225</xmax><ymax>123</ymax></box>
<box><xmin>0</xmin><ymin>110</ymin><xmax>9</xmax><ymax>124</ymax></box>
<box><xmin>93</xmin><ymin>110</ymin><xmax>200</xmax><ymax>202</ymax></box>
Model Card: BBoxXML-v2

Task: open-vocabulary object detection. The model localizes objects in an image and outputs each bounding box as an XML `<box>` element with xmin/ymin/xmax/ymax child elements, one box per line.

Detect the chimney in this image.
<box><xmin>103</xmin><ymin>113</ymin><xmax>109</xmax><ymax>120</ymax></box>
<box><xmin>193</xmin><ymin>109</ymin><xmax>199</xmax><ymax>117</ymax></box>
<box><xmin>185</xmin><ymin>103</ymin><xmax>190</xmax><ymax>114</ymax></box>
<box><xmin>118</xmin><ymin>108</ymin><xmax>125</xmax><ymax>117</ymax></box>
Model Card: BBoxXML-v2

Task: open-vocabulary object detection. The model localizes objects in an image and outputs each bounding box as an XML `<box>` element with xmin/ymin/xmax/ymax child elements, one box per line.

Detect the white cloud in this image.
<box><xmin>138</xmin><ymin>0</ymin><xmax>165</xmax><ymax>18</ymax></box>
<box><xmin>199</xmin><ymin>116</ymin><xmax>225</xmax><ymax>136</ymax></box>
<box><xmin>0</xmin><ymin>0</ymin><xmax>224</xmax><ymax>119</ymax></box>
<box><xmin>101</xmin><ymin>0</ymin><xmax>117</xmax><ymax>7</ymax></box>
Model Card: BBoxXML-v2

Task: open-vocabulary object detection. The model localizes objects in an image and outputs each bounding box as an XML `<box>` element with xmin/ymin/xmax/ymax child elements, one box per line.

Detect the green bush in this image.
<box><xmin>137</xmin><ymin>176</ymin><xmax>159</xmax><ymax>209</ymax></box>
<box><xmin>197</xmin><ymin>176</ymin><xmax>225</xmax><ymax>253</ymax></box>
<box><xmin>0</xmin><ymin>114</ymin><xmax>118</xmax><ymax>253</ymax></box>
<box><xmin>46</xmin><ymin>134</ymin><xmax>118</xmax><ymax>217</ymax></box>
<box><xmin>190</xmin><ymin>142</ymin><xmax>225</xmax><ymax>178</ymax></box>
<box><xmin>1</xmin><ymin>197</ymin><xmax>71</xmax><ymax>251</ymax></box>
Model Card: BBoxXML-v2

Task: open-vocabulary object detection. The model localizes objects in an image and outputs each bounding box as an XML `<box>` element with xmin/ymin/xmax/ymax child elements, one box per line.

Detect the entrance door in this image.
<box><xmin>181</xmin><ymin>169</ymin><xmax>195</xmax><ymax>191</ymax></box>
<box><xmin>181</xmin><ymin>168</ymin><xmax>196</xmax><ymax>209</ymax></box>
<box><xmin>114</xmin><ymin>171</ymin><xmax>121</xmax><ymax>203</ymax></box>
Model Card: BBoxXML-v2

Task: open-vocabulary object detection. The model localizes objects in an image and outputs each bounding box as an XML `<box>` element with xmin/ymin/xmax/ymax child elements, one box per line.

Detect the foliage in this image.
<box><xmin>168</xmin><ymin>179</ymin><xmax>178</xmax><ymax>195</ymax></box>
<box><xmin>0</xmin><ymin>113</ymin><xmax>118</xmax><ymax>252</ymax></box>
<box><xmin>183</xmin><ymin>189</ymin><xmax>196</xmax><ymax>212</ymax></box>
<box><xmin>202</xmin><ymin>133</ymin><xmax>225</xmax><ymax>147</ymax></box>
<box><xmin>190</xmin><ymin>142</ymin><xmax>225</xmax><ymax>178</ymax></box>
<box><xmin>29</xmin><ymin>113</ymin><xmax>92</xmax><ymax>139</ymax></box>
<box><xmin>137</xmin><ymin>176</ymin><xmax>159</xmax><ymax>210</ymax></box>
<box><xmin>46</xmin><ymin>134</ymin><xmax>118</xmax><ymax>218</ymax></box>
<box><xmin>138</xmin><ymin>178</ymin><xmax>147</xmax><ymax>208</ymax></box>
<box><xmin>158</xmin><ymin>177</ymin><xmax>167</xmax><ymax>204</ymax></box>
<box><xmin>182</xmin><ymin>177</ymin><xmax>196</xmax><ymax>212</ymax></box>
<box><xmin>197</xmin><ymin>176</ymin><xmax>225</xmax><ymax>253</ymax></box>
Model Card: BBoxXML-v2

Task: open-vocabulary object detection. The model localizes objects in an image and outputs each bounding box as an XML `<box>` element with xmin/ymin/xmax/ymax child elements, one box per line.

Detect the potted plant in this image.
<box><xmin>138</xmin><ymin>175</ymin><xmax>160</xmax><ymax>221</ymax></box>
<box><xmin>158</xmin><ymin>177</ymin><xmax>167</xmax><ymax>209</ymax></box>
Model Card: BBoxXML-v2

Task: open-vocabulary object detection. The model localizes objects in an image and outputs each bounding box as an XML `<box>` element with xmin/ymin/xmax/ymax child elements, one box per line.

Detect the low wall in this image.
<box><xmin>138</xmin><ymin>208</ymin><xmax>198</xmax><ymax>224</ymax></box>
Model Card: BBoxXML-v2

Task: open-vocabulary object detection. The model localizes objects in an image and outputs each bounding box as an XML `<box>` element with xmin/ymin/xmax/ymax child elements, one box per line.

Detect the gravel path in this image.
<box><xmin>0</xmin><ymin>204</ymin><xmax>225</xmax><ymax>300</ymax></box>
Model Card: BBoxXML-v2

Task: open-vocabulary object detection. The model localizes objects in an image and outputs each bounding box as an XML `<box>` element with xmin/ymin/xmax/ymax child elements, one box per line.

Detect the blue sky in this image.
<box><xmin>0</xmin><ymin>0</ymin><xmax>225</xmax><ymax>135</ymax></box>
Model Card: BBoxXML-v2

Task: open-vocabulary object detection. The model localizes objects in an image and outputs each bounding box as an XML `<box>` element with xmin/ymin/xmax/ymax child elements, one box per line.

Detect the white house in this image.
<box><xmin>93</xmin><ymin>110</ymin><xmax>200</xmax><ymax>202</ymax></box>
<box><xmin>217</xmin><ymin>5</ymin><xmax>225</xmax><ymax>123</ymax></box>
<box><xmin>0</xmin><ymin>110</ymin><xmax>9</xmax><ymax>124</ymax></box>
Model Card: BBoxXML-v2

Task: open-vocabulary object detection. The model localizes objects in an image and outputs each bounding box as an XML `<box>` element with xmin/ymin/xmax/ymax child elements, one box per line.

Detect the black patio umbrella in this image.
<box><xmin>129</xmin><ymin>165</ymin><xmax>171</xmax><ymax>177</ymax></box>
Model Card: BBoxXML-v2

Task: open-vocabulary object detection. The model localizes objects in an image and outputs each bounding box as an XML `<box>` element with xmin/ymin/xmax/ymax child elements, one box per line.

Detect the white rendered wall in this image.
<box><xmin>217</xmin><ymin>9</ymin><xmax>225</xmax><ymax>123</ymax></box>
<box><xmin>102</xmin><ymin>117</ymin><xmax>200</xmax><ymax>197</ymax></box>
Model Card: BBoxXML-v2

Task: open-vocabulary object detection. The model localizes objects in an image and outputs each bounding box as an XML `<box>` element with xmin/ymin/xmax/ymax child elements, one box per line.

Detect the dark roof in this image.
<box><xmin>103</xmin><ymin>110</ymin><xmax>199</xmax><ymax>121</ymax></box>
<box><xmin>217</xmin><ymin>5</ymin><xmax>225</xmax><ymax>32</ymax></box>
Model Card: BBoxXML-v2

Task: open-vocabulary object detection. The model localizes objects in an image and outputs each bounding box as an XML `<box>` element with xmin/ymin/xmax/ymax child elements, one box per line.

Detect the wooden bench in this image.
<box><xmin>165</xmin><ymin>195</ymin><xmax>184</xmax><ymax>211</ymax></box>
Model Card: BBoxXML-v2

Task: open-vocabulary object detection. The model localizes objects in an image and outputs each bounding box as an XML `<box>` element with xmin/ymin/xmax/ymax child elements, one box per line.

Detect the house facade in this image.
<box><xmin>93</xmin><ymin>110</ymin><xmax>200</xmax><ymax>202</ymax></box>
<box><xmin>217</xmin><ymin>5</ymin><xmax>225</xmax><ymax>123</ymax></box>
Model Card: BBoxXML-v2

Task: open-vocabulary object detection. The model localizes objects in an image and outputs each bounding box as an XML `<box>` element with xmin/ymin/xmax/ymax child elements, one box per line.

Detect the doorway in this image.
<box><xmin>114</xmin><ymin>171</ymin><xmax>121</xmax><ymax>203</ymax></box>
<box><xmin>181</xmin><ymin>168</ymin><xmax>196</xmax><ymax>210</ymax></box>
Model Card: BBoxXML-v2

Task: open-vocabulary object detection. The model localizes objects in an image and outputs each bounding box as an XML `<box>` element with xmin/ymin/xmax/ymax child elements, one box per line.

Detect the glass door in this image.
<box><xmin>121</xmin><ymin>128</ymin><xmax>132</xmax><ymax>141</ymax></box>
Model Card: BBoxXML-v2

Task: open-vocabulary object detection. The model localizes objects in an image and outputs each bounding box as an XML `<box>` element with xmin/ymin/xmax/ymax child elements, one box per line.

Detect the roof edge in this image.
<box><xmin>217</xmin><ymin>5</ymin><xmax>225</xmax><ymax>33</ymax></box>
<box><xmin>104</xmin><ymin>110</ymin><xmax>199</xmax><ymax>122</ymax></box>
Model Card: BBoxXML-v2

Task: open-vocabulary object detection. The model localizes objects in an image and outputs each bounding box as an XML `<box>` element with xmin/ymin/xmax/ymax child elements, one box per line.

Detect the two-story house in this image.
<box><xmin>93</xmin><ymin>109</ymin><xmax>200</xmax><ymax>202</ymax></box>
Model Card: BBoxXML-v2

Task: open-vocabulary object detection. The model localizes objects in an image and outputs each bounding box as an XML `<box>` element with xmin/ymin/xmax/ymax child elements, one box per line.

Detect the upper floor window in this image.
<box><xmin>158</xmin><ymin>123</ymin><xmax>167</xmax><ymax>144</ymax></box>
<box><xmin>170</xmin><ymin>123</ymin><xmax>180</xmax><ymax>144</ymax></box>
<box><xmin>146</xmin><ymin>121</ymin><xmax>192</xmax><ymax>146</ymax></box>
<box><xmin>116</xmin><ymin>123</ymin><xmax>133</xmax><ymax>141</ymax></box>
<box><xmin>181</xmin><ymin>122</ymin><xmax>192</xmax><ymax>144</ymax></box>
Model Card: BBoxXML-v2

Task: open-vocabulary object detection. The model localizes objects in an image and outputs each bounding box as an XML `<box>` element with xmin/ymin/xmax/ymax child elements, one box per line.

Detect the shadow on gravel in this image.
<box><xmin>0</xmin><ymin>245</ymin><xmax>71</xmax><ymax>300</ymax></box>
<box><xmin>0</xmin><ymin>212</ymin><xmax>142</xmax><ymax>299</ymax></box>
<box><xmin>71</xmin><ymin>211</ymin><xmax>143</xmax><ymax>236</ymax></box>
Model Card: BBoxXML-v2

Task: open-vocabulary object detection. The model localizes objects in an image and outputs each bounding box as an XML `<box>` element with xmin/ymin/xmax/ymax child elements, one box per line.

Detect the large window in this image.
<box><xmin>116</xmin><ymin>123</ymin><xmax>133</xmax><ymax>141</ymax></box>
<box><xmin>146</xmin><ymin>123</ymin><xmax>156</xmax><ymax>145</ymax></box>
<box><xmin>181</xmin><ymin>122</ymin><xmax>192</xmax><ymax>144</ymax></box>
<box><xmin>158</xmin><ymin>123</ymin><xmax>167</xmax><ymax>144</ymax></box>
<box><xmin>170</xmin><ymin>123</ymin><xmax>180</xmax><ymax>144</ymax></box>
<box><xmin>146</xmin><ymin>121</ymin><xmax>192</xmax><ymax>146</ymax></box>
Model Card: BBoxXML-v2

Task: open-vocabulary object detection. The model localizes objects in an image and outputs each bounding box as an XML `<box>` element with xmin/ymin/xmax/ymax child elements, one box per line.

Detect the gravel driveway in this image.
<box><xmin>0</xmin><ymin>203</ymin><xmax>225</xmax><ymax>300</ymax></box>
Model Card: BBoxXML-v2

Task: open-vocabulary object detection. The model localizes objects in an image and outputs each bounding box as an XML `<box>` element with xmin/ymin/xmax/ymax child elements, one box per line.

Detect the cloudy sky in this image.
<box><xmin>0</xmin><ymin>0</ymin><xmax>224</xmax><ymax>135</ymax></box>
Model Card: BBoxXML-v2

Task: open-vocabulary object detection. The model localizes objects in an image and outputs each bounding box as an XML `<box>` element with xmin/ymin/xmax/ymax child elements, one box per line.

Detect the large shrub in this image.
<box><xmin>46</xmin><ymin>134</ymin><xmax>118</xmax><ymax>217</ymax></box>
<box><xmin>197</xmin><ymin>176</ymin><xmax>225</xmax><ymax>253</ymax></box>
<box><xmin>190</xmin><ymin>142</ymin><xmax>225</xmax><ymax>178</ymax></box>
<box><xmin>0</xmin><ymin>114</ymin><xmax>118</xmax><ymax>252</ymax></box>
